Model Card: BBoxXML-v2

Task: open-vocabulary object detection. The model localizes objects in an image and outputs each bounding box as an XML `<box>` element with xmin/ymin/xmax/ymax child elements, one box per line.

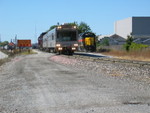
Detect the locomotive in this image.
<box><xmin>78</xmin><ymin>32</ymin><xmax>96</xmax><ymax>52</ymax></box>
<box><xmin>42</xmin><ymin>24</ymin><xmax>78</xmax><ymax>55</ymax></box>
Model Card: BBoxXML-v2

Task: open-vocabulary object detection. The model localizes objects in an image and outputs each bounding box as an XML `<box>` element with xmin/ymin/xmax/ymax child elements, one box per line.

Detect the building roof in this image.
<box><xmin>8</xmin><ymin>42</ymin><xmax>15</xmax><ymax>46</ymax></box>
<box><xmin>98</xmin><ymin>34</ymin><xmax>125</xmax><ymax>41</ymax></box>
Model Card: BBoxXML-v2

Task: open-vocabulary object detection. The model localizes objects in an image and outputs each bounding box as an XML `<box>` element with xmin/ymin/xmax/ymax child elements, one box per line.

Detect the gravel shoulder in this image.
<box><xmin>0</xmin><ymin>51</ymin><xmax>8</xmax><ymax>59</ymax></box>
<box><xmin>50</xmin><ymin>55</ymin><xmax>150</xmax><ymax>84</ymax></box>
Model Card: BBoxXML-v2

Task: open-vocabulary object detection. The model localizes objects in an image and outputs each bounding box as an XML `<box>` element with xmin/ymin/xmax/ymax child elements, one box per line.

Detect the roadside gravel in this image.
<box><xmin>0</xmin><ymin>50</ymin><xmax>150</xmax><ymax>113</ymax></box>
<box><xmin>50</xmin><ymin>55</ymin><xmax>150</xmax><ymax>84</ymax></box>
<box><xmin>0</xmin><ymin>51</ymin><xmax>8</xmax><ymax>59</ymax></box>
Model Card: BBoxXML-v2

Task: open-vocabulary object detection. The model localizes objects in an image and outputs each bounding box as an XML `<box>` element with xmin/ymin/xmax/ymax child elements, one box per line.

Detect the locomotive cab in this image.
<box><xmin>55</xmin><ymin>25</ymin><xmax>78</xmax><ymax>55</ymax></box>
<box><xmin>78</xmin><ymin>32</ymin><xmax>96</xmax><ymax>52</ymax></box>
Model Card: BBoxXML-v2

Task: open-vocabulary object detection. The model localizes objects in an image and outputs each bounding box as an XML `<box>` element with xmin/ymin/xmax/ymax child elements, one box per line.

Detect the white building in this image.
<box><xmin>115</xmin><ymin>17</ymin><xmax>150</xmax><ymax>44</ymax></box>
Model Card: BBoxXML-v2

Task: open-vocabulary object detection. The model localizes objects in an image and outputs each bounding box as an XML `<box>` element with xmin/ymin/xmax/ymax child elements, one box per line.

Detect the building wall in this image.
<box><xmin>115</xmin><ymin>17</ymin><xmax>132</xmax><ymax>39</ymax></box>
<box><xmin>132</xmin><ymin>17</ymin><xmax>150</xmax><ymax>36</ymax></box>
<box><xmin>115</xmin><ymin>17</ymin><xmax>150</xmax><ymax>40</ymax></box>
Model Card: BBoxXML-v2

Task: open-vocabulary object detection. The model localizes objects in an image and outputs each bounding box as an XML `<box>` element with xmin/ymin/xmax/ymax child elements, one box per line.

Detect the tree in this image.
<box><xmin>78</xmin><ymin>22</ymin><xmax>91</xmax><ymax>33</ymax></box>
<box><xmin>68</xmin><ymin>21</ymin><xmax>78</xmax><ymax>26</ymax></box>
<box><xmin>47</xmin><ymin>21</ymin><xmax>92</xmax><ymax>34</ymax></box>
<box><xmin>0</xmin><ymin>41</ymin><xmax>9</xmax><ymax>49</ymax></box>
<box><xmin>102</xmin><ymin>38</ymin><xmax>109</xmax><ymax>46</ymax></box>
<box><xmin>125</xmin><ymin>35</ymin><xmax>133</xmax><ymax>51</ymax></box>
<box><xmin>49</xmin><ymin>25</ymin><xmax>58</xmax><ymax>31</ymax></box>
<box><xmin>48</xmin><ymin>22</ymin><xmax>78</xmax><ymax>32</ymax></box>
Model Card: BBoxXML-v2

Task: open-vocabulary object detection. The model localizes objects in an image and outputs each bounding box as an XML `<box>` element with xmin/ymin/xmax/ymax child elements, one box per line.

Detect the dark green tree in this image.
<box><xmin>125</xmin><ymin>35</ymin><xmax>133</xmax><ymax>51</ymax></box>
<box><xmin>0</xmin><ymin>41</ymin><xmax>9</xmax><ymax>49</ymax></box>
<box><xmin>47</xmin><ymin>21</ymin><xmax>92</xmax><ymax>34</ymax></box>
<box><xmin>49</xmin><ymin>25</ymin><xmax>58</xmax><ymax>31</ymax></box>
<box><xmin>47</xmin><ymin>22</ymin><xmax>77</xmax><ymax>32</ymax></box>
<box><xmin>102</xmin><ymin>38</ymin><xmax>109</xmax><ymax>46</ymax></box>
<box><xmin>78</xmin><ymin>22</ymin><xmax>91</xmax><ymax>33</ymax></box>
<box><xmin>68</xmin><ymin>21</ymin><xmax>78</xmax><ymax>26</ymax></box>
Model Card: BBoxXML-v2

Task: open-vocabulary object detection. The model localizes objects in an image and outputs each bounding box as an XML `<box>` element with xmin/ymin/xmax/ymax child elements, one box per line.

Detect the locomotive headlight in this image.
<box><xmin>57</xmin><ymin>26</ymin><xmax>62</xmax><ymax>29</ymax></box>
<box><xmin>72</xmin><ymin>47</ymin><xmax>76</xmax><ymax>50</ymax></box>
<box><xmin>58</xmin><ymin>47</ymin><xmax>62</xmax><ymax>50</ymax></box>
<box><xmin>74</xmin><ymin>44</ymin><xmax>78</xmax><ymax>47</ymax></box>
<box><xmin>56</xmin><ymin>44</ymin><xmax>61</xmax><ymax>47</ymax></box>
<box><xmin>73</xmin><ymin>26</ymin><xmax>77</xmax><ymax>29</ymax></box>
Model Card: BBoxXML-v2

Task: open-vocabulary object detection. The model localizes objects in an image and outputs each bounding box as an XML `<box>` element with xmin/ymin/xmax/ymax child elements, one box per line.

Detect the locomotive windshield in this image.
<box><xmin>57</xmin><ymin>31</ymin><xmax>77</xmax><ymax>41</ymax></box>
<box><xmin>83</xmin><ymin>33</ymin><xmax>95</xmax><ymax>37</ymax></box>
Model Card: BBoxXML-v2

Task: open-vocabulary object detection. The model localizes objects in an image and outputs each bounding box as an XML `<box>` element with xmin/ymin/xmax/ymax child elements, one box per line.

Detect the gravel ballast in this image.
<box><xmin>50</xmin><ymin>55</ymin><xmax>150</xmax><ymax>84</ymax></box>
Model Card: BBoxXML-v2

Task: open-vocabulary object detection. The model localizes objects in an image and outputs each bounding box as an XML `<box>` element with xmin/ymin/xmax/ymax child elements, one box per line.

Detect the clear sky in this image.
<box><xmin>0</xmin><ymin>0</ymin><xmax>150</xmax><ymax>43</ymax></box>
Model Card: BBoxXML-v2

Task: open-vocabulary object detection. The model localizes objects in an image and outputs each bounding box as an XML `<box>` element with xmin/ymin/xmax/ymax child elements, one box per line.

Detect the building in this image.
<box><xmin>98</xmin><ymin>34</ymin><xmax>126</xmax><ymax>45</ymax></box>
<box><xmin>115</xmin><ymin>17</ymin><xmax>150</xmax><ymax>45</ymax></box>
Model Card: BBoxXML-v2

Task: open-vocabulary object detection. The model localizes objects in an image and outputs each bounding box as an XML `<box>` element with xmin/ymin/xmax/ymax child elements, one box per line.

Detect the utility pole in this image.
<box><xmin>14</xmin><ymin>34</ymin><xmax>17</xmax><ymax>49</ymax></box>
<box><xmin>15</xmin><ymin>34</ymin><xmax>17</xmax><ymax>45</ymax></box>
<box><xmin>34</xmin><ymin>25</ymin><xmax>37</xmax><ymax>44</ymax></box>
<box><xmin>0</xmin><ymin>34</ymin><xmax>1</xmax><ymax>42</ymax></box>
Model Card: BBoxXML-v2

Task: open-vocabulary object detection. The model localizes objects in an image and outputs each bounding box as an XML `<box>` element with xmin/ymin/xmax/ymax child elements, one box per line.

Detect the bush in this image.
<box><xmin>124</xmin><ymin>35</ymin><xmax>133</xmax><ymax>51</ymax></box>
<box><xmin>129</xmin><ymin>43</ymin><xmax>149</xmax><ymax>50</ymax></box>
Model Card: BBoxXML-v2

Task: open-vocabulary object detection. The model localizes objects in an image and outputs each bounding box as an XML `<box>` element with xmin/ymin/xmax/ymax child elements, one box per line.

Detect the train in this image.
<box><xmin>38</xmin><ymin>32</ymin><xmax>47</xmax><ymax>50</ymax></box>
<box><xmin>78</xmin><ymin>32</ymin><xmax>96</xmax><ymax>52</ymax></box>
<box><xmin>39</xmin><ymin>24</ymin><xmax>78</xmax><ymax>55</ymax></box>
<box><xmin>38</xmin><ymin>24</ymin><xmax>97</xmax><ymax>54</ymax></box>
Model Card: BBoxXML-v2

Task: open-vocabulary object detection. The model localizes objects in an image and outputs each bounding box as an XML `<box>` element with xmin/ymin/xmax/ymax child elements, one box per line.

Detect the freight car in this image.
<box><xmin>78</xmin><ymin>32</ymin><xmax>96</xmax><ymax>52</ymax></box>
<box><xmin>38</xmin><ymin>32</ymin><xmax>46</xmax><ymax>50</ymax></box>
<box><xmin>42</xmin><ymin>24</ymin><xmax>78</xmax><ymax>55</ymax></box>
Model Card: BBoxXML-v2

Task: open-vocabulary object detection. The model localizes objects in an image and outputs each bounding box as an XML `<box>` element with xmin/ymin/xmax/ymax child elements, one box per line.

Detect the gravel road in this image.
<box><xmin>0</xmin><ymin>50</ymin><xmax>150</xmax><ymax>113</ymax></box>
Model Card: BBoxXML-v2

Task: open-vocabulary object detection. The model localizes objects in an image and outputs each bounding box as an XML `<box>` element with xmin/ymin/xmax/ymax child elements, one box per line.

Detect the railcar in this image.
<box><xmin>42</xmin><ymin>24</ymin><xmax>78</xmax><ymax>55</ymax></box>
<box><xmin>38</xmin><ymin>32</ymin><xmax>46</xmax><ymax>50</ymax></box>
<box><xmin>78</xmin><ymin>32</ymin><xmax>96</xmax><ymax>52</ymax></box>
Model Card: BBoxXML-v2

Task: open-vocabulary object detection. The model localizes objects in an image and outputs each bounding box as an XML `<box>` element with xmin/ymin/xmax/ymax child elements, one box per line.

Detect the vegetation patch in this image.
<box><xmin>102</xmin><ymin>48</ymin><xmax>150</xmax><ymax>61</ymax></box>
<box><xmin>0</xmin><ymin>58</ymin><xmax>11</xmax><ymax>66</ymax></box>
<box><xmin>0</xmin><ymin>49</ymin><xmax>37</xmax><ymax>66</ymax></box>
<box><xmin>129</xmin><ymin>43</ymin><xmax>149</xmax><ymax>50</ymax></box>
<box><xmin>19</xmin><ymin>49</ymin><xmax>37</xmax><ymax>55</ymax></box>
<box><xmin>97</xmin><ymin>35</ymin><xmax>150</xmax><ymax>61</ymax></box>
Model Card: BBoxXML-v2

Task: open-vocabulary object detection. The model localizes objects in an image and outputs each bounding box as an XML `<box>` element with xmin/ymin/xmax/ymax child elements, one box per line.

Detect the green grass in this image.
<box><xmin>123</xmin><ymin>42</ymin><xmax>149</xmax><ymax>51</ymax></box>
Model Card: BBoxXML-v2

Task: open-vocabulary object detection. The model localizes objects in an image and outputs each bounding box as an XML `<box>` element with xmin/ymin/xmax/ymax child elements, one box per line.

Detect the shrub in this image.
<box><xmin>129</xmin><ymin>43</ymin><xmax>149</xmax><ymax>50</ymax></box>
<box><xmin>124</xmin><ymin>35</ymin><xmax>133</xmax><ymax>51</ymax></box>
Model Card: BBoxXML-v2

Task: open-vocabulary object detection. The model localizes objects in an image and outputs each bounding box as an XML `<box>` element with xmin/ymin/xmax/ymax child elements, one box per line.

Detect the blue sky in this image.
<box><xmin>0</xmin><ymin>0</ymin><xmax>150</xmax><ymax>43</ymax></box>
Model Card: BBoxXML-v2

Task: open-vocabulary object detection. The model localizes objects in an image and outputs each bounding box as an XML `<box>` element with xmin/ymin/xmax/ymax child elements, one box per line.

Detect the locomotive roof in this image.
<box><xmin>79</xmin><ymin>32</ymin><xmax>95</xmax><ymax>37</ymax></box>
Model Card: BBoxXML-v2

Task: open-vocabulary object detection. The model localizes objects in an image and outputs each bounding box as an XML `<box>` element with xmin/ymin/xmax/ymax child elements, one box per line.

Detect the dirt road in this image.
<box><xmin>0</xmin><ymin>50</ymin><xmax>150</xmax><ymax>113</ymax></box>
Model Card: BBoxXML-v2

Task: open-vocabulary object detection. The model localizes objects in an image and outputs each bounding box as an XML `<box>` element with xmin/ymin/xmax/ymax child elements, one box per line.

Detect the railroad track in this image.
<box><xmin>63</xmin><ymin>52</ymin><xmax>150</xmax><ymax>67</ymax></box>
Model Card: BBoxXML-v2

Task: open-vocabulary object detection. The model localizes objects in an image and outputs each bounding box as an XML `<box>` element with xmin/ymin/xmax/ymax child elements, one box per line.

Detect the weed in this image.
<box><xmin>102</xmin><ymin>48</ymin><xmax>150</xmax><ymax>61</ymax></box>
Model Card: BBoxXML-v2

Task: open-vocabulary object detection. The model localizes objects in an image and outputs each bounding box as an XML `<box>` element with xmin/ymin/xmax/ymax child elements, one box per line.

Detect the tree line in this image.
<box><xmin>47</xmin><ymin>21</ymin><xmax>92</xmax><ymax>34</ymax></box>
<box><xmin>0</xmin><ymin>41</ymin><xmax>9</xmax><ymax>49</ymax></box>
